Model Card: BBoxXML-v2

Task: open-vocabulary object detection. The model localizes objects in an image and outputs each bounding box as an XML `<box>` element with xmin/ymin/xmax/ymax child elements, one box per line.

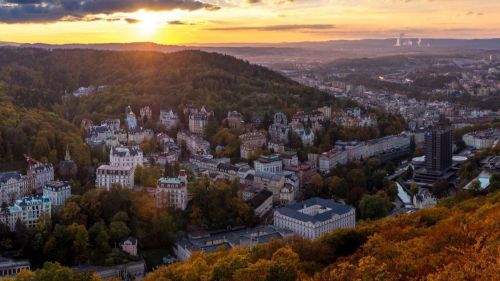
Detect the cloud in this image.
<box><xmin>125</xmin><ymin>18</ymin><xmax>140</xmax><ymax>24</ymax></box>
<box><xmin>0</xmin><ymin>0</ymin><xmax>220</xmax><ymax>23</ymax></box>
<box><xmin>207</xmin><ymin>24</ymin><xmax>335</xmax><ymax>31</ymax></box>
<box><xmin>168</xmin><ymin>20</ymin><xmax>187</xmax><ymax>25</ymax></box>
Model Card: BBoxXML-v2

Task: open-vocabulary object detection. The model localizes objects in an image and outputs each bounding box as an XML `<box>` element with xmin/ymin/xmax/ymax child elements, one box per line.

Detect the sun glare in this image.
<box><xmin>133</xmin><ymin>10</ymin><xmax>165</xmax><ymax>35</ymax></box>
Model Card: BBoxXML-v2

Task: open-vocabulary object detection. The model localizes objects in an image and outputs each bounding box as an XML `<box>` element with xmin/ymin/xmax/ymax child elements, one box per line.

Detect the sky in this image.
<box><xmin>0</xmin><ymin>0</ymin><xmax>499</xmax><ymax>45</ymax></box>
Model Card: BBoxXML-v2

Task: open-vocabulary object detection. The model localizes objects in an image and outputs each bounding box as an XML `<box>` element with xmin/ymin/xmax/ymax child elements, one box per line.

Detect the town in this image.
<box><xmin>1</xmin><ymin>74</ymin><xmax>499</xmax><ymax>279</ymax></box>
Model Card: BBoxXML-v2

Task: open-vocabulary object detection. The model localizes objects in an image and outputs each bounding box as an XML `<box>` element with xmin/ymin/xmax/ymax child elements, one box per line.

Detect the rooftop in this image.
<box><xmin>276</xmin><ymin>197</ymin><xmax>354</xmax><ymax>224</ymax></box>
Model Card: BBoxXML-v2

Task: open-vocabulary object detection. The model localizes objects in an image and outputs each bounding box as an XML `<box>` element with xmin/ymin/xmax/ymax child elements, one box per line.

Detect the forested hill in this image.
<box><xmin>143</xmin><ymin>191</ymin><xmax>500</xmax><ymax>281</ymax></box>
<box><xmin>0</xmin><ymin>47</ymin><xmax>332</xmax><ymax>123</ymax></box>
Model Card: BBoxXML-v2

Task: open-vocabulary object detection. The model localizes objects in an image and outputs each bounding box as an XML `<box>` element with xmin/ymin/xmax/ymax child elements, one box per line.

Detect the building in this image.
<box><xmin>73</xmin><ymin>261</ymin><xmax>145</xmax><ymax>281</ymax></box>
<box><xmin>155</xmin><ymin>171</ymin><xmax>188</xmax><ymax>210</ymax></box>
<box><xmin>425</xmin><ymin>127</ymin><xmax>453</xmax><ymax>173</ymax></box>
<box><xmin>139</xmin><ymin>106</ymin><xmax>152</xmax><ymax>121</ymax></box>
<box><xmin>177</xmin><ymin>131</ymin><xmax>211</xmax><ymax>155</ymax></box>
<box><xmin>0</xmin><ymin>172</ymin><xmax>24</xmax><ymax>204</ymax></box>
<box><xmin>43</xmin><ymin>181</ymin><xmax>71</xmax><ymax>210</ymax></box>
<box><xmin>95</xmin><ymin>165</ymin><xmax>135</xmax><ymax>190</ymax></box>
<box><xmin>226</xmin><ymin>111</ymin><xmax>245</xmax><ymax>129</ymax></box>
<box><xmin>120</xmin><ymin>237</ymin><xmax>138</xmax><ymax>257</ymax></box>
<box><xmin>0</xmin><ymin>257</ymin><xmax>30</xmax><ymax>278</ymax></box>
<box><xmin>159</xmin><ymin>108</ymin><xmax>179</xmax><ymax>129</ymax></box>
<box><xmin>463</xmin><ymin>128</ymin><xmax>499</xmax><ymax>150</ymax></box>
<box><xmin>189</xmin><ymin>112</ymin><xmax>209</xmax><ymax>134</ymax></box>
<box><xmin>110</xmin><ymin>145</ymin><xmax>143</xmax><ymax>169</ymax></box>
<box><xmin>0</xmin><ymin>196</ymin><xmax>52</xmax><ymax>231</ymax></box>
<box><xmin>254</xmin><ymin>154</ymin><xmax>282</xmax><ymax>174</ymax></box>
<box><xmin>31</xmin><ymin>163</ymin><xmax>55</xmax><ymax>191</ymax></box>
<box><xmin>319</xmin><ymin>148</ymin><xmax>347</xmax><ymax>173</ymax></box>
<box><xmin>125</xmin><ymin>106</ymin><xmax>138</xmax><ymax>130</ymax></box>
<box><xmin>174</xmin><ymin>226</ymin><xmax>289</xmax><ymax>261</ymax></box>
<box><xmin>239</xmin><ymin>131</ymin><xmax>267</xmax><ymax>159</ymax></box>
<box><xmin>274</xmin><ymin>197</ymin><xmax>355</xmax><ymax>240</ymax></box>
<box><xmin>58</xmin><ymin>146</ymin><xmax>78</xmax><ymax>179</ymax></box>
<box><xmin>247</xmin><ymin>190</ymin><xmax>273</xmax><ymax>218</ymax></box>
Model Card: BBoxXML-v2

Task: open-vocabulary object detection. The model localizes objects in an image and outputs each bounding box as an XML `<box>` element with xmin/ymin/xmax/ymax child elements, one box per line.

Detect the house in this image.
<box><xmin>120</xmin><ymin>237</ymin><xmax>138</xmax><ymax>257</ymax></box>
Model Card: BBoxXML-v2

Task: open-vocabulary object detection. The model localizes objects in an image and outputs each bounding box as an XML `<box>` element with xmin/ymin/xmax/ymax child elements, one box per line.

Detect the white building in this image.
<box><xmin>254</xmin><ymin>154</ymin><xmax>283</xmax><ymax>174</ymax></box>
<box><xmin>274</xmin><ymin>197</ymin><xmax>355</xmax><ymax>240</ymax></box>
<box><xmin>319</xmin><ymin>148</ymin><xmax>347</xmax><ymax>173</ymax></box>
<box><xmin>120</xmin><ymin>237</ymin><xmax>138</xmax><ymax>257</ymax></box>
<box><xmin>0</xmin><ymin>196</ymin><xmax>52</xmax><ymax>231</ymax></box>
<box><xmin>125</xmin><ymin>106</ymin><xmax>138</xmax><ymax>130</ymax></box>
<box><xmin>95</xmin><ymin>165</ymin><xmax>135</xmax><ymax>190</ymax></box>
<box><xmin>463</xmin><ymin>129</ymin><xmax>499</xmax><ymax>150</ymax></box>
<box><xmin>43</xmin><ymin>181</ymin><xmax>71</xmax><ymax>210</ymax></box>
<box><xmin>159</xmin><ymin>108</ymin><xmax>179</xmax><ymax>129</ymax></box>
<box><xmin>110</xmin><ymin>145</ymin><xmax>143</xmax><ymax>169</ymax></box>
<box><xmin>31</xmin><ymin>163</ymin><xmax>55</xmax><ymax>191</ymax></box>
<box><xmin>0</xmin><ymin>257</ymin><xmax>30</xmax><ymax>278</ymax></box>
<box><xmin>0</xmin><ymin>172</ymin><xmax>24</xmax><ymax>204</ymax></box>
<box><xmin>155</xmin><ymin>171</ymin><xmax>188</xmax><ymax>210</ymax></box>
<box><xmin>189</xmin><ymin>112</ymin><xmax>208</xmax><ymax>134</ymax></box>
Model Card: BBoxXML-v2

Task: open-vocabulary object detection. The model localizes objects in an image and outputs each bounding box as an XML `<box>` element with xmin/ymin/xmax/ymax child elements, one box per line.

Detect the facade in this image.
<box><xmin>73</xmin><ymin>261</ymin><xmax>145</xmax><ymax>281</ymax></box>
<box><xmin>110</xmin><ymin>145</ymin><xmax>144</xmax><ymax>169</ymax></box>
<box><xmin>159</xmin><ymin>108</ymin><xmax>179</xmax><ymax>129</ymax></box>
<box><xmin>140</xmin><ymin>106</ymin><xmax>152</xmax><ymax>121</ymax></box>
<box><xmin>31</xmin><ymin>163</ymin><xmax>55</xmax><ymax>192</ymax></box>
<box><xmin>120</xmin><ymin>237</ymin><xmax>138</xmax><ymax>257</ymax></box>
<box><xmin>125</xmin><ymin>106</ymin><xmax>138</xmax><ymax>130</ymax></box>
<box><xmin>319</xmin><ymin>148</ymin><xmax>347</xmax><ymax>173</ymax></box>
<box><xmin>462</xmin><ymin>128</ymin><xmax>499</xmax><ymax>150</ymax></box>
<box><xmin>177</xmin><ymin>131</ymin><xmax>211</xmax><ymax>155</ymax></box>
<box><xmin>0</xmin><ymin>196</ymin><xmax>52</xmax><ymax>231</ymax></box>
<box><xmin>239</xmin><ymin>131</ymin><xmax>267</xmax><ymax>159</ymax></box>
<box><xmin>43</xmin><ymin>181</ymin><xmax>71</xmax><ymax>210</ymax></box>
<box><xmin>226</xmin><ymin>111</ymin><xmax>245</xmax><ymax>128</ymax></box>
<box><xmin>95</xmin><ymin>165</ymin><xmax>135</xmax><ymax>190</ymax></box>
<box><xmin>254</xmin><ymin>154</ymin><xmax>283</xmax><ymax>174</ymax></box>
<box><xmin>0</xmin><ymin>258</ymin><xmax>30</xmax><ymax>278</ymax></box>
<box><xmin>155</xmin><ymin>171</ymin><xmax>188</xmax><ymax>210</ymax></box>
<box><xmin>0</xmin><ymin>172</ymin><xmax>24</xmax><ymax>204</ymax></box>
<box><xmin>425</xmin><ymin>127</ymin><xmax>453</xmax><ymax>173</ymax></box>
<box><xmin>274</xmin><ymin>198</ymin><xmax>356</xmax><ymax>240</ymax></box>
<box><xmin>189</xmin><ymin>112</ymin><xmax>209</xmax><ymax>134</ymax></box>
<box><xmin>174</xmin><ymin>226</ymin><xmax>288</xmax><ymax>261</ymax></box>
<box><xmin>127</xmin><ymin>127</ymin><xmax>154</xmax><ymax>144</ymax></box>
<box><xmin>247</xmin><ymin>190</ymin><xmax>273</xmax><ymax>218</ymax></box>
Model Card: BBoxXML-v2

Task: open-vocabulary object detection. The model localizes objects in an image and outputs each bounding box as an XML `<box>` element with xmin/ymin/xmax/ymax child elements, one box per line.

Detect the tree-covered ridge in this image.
<box><xmin>143</xmin><ymin>191</ymin><xmax>500</xmax><ymax>281</ymax></box>
<box><xmin>0</xmin><ymin>48</ymin><xmax>332</xmax><ymax>122</ymax></box>
<box><xmin>0</xmin><ymin>92</ymin><xmax>89</xmax><ymax>171</ymax></box>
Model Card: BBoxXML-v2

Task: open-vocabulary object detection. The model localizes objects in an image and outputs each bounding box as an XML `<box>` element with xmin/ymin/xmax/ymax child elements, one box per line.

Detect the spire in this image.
<box><xmin>65</xmin><ymin>145</ymin><xmax>71</xmax><ymax>161</ymax></box>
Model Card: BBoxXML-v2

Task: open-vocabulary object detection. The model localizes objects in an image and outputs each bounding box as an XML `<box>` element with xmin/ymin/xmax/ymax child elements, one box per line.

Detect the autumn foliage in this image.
<box><xmin>144</xmin><ymin>191</ymin><xmax>500</xmax><ymax>281</ymax></box>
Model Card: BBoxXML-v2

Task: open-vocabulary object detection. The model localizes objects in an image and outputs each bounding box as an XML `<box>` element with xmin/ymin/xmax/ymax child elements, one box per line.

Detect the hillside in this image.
<box><xmin>0</xmin><ymin>47</ymin><xmax>332</xmax><ymax>124</ymax></box>
<box><xmin>0</xmin><ymin>92</ymin><xmax>90</xmax><ymax>173</ymax></box>
<box><xmin>143</xmin><ymin>191</ymin><xmax>500</xmax><ymax>281</ymax></box>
